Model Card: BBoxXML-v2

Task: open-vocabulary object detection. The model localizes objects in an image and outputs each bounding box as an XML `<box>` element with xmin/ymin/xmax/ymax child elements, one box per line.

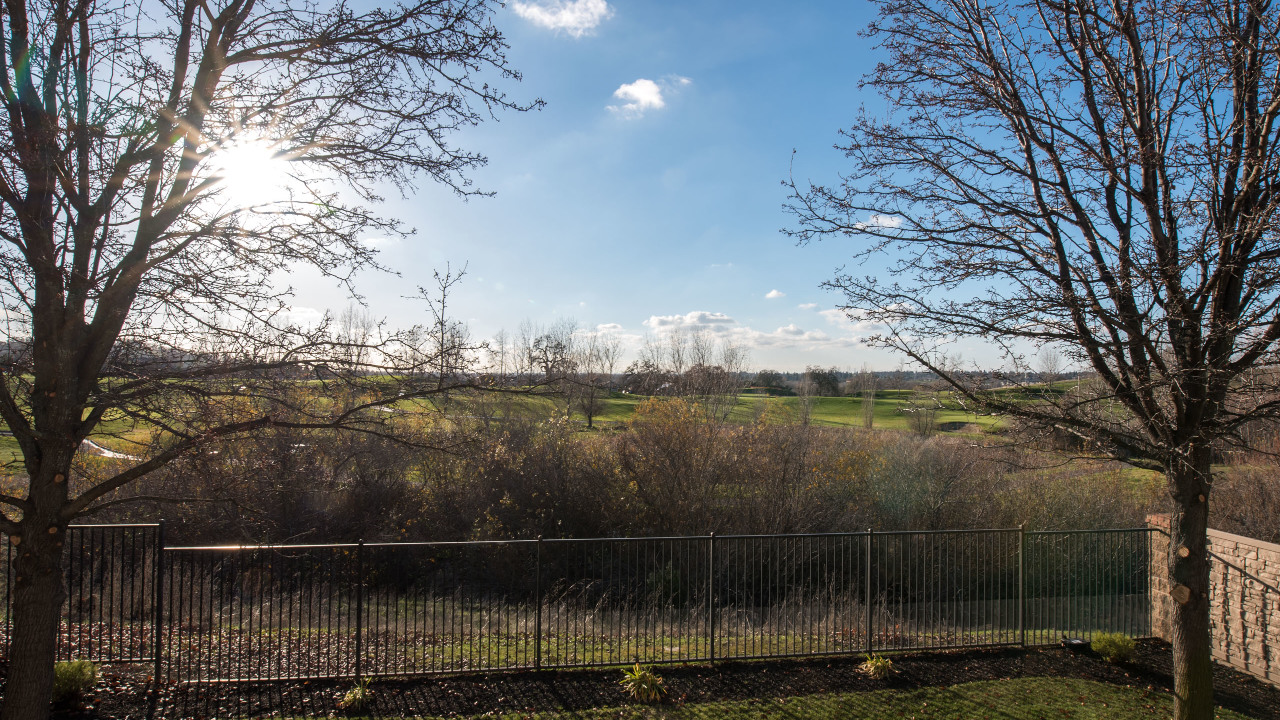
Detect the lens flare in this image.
<box><xmin>211</xmin><ymin>138</ymin><xmax>295</xmax><ymax>210</ymax></box>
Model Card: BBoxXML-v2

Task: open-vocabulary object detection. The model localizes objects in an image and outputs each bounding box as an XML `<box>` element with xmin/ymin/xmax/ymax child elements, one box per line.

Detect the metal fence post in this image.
<box><xmin>4</xmin><ymin>533</ymin><xmax>11</xmax><ymax>658</ymax></box>
<box><xmin>354</xmin><ymin>539</ymin><xmax>364</xmax><ymax>682</ymax></box>
<box><xmin>1018</xmin><ymin>524</ymin><xmax>1026</xmax><ymax>647</ymax></box>
<box><xmin>707</xmin><ymin>533</ymin><xmax>716</xmax><ymax>665</ymax></box>
<box><xmin>152</xmin><ymin>520</ymin><xmax>165</xmax><ymax>687</ymax></box>
<box><xmin>865</xmin><ymin>529</ymin><xmax>873</xmax><ymax>654</ymax></box>
<box><xmin>534</xmin><ymin>536</ymin><xmax>542</xmax><ymax>671</ymax></box>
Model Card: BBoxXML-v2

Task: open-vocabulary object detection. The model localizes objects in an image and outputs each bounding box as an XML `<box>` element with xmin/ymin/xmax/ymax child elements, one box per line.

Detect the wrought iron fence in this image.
<box><xmin>0</xmin><ymin>524</ymin><xmax>1153</xmax><ymax>685</ymax></box>
<box><xmin>2</xmin><ymin>523</ymin><xmax>162</xmax><ymax>667</ymax></box>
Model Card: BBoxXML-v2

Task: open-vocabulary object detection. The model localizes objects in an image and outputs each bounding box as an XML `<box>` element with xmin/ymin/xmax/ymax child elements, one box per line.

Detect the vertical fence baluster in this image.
<box><xmin>1018</xmin><ymin>525</ymin><xmax>1026</xmax><ymax>647</ymax></box>
<box><xmin>152</xmin><ymin>521</ymin><xmax>165</xmax><ymax>691</ymax></box>
<box><xmin>865</xmin><ymin>529</ymin><xmax>873</xmax><ymax>654</ymax></box>
<box><xmin>534</xmin><ymin>536</ymin><xmax>542</xmax><ymax>671</ymax></box>
<box><xmin>707</xmin><ymin>533</ymin><xmax>715</xmax><ymax>665</ymax></box>
<box><xmin>4</xmin><ymin>534</ymin><xmax>10</xmax><ymax>661</ymax></box>
<box><xmin>354</xmin><ymin>539</ymin><xmax>364</xmax><ymax>682</ymax></box>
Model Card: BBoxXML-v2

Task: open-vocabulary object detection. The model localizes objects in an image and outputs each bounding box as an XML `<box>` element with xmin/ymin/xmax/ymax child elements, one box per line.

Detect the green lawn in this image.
<box><xmin>0</xmin><ymin>385</ymin><xmax>1014</xmax><ymax>471</ymax></box>
<box><xmin>0</xmin><ymin>432</ymin><xmax>20</xmax><ymax>466</ymax></box>
<box><xmin>384</xmin><ymin>389</ymin><xmax>1001</xmax><ymax>433</ymax></box>
<box><xmin>721</xmin><ymin>392</ymin><xmax>998</xmax><ymax>431</ymax></box>
<box><xmin>347</xmin><ymin>676</ymin><xmax>1252</xmax><ymax>719</ymax></box>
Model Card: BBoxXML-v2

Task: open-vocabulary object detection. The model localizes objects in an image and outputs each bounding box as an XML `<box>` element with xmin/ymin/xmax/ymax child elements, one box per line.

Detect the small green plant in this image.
<box><xmin>1091</xmin><ymin>632</ymin><xmax>1136</xmax><ymax>664</ymax></box>
<box><xmin>338</xmin><ymin>678</ymin><xmax>373</xmax><ymax>712</ymax></box>
<box><xmin>860</xmin><ymin>653</ymin><xmax>895</xmax><ymax>679</ymax></box>
<box><xmin>52</xmin><ymin>660</ymin><xmax>99</xmax><ymax>706</ymax></box>
<box><xmin>619</xmin><ymin>663</ymin><xmax>667</xmax><ymax>703</ymax></box>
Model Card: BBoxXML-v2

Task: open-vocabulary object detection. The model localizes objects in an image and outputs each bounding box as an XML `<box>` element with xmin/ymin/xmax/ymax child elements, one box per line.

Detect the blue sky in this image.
<box><xmin>288</xmin><ymin>0</ymin><xmax>926</xmax><ymax>372</ymax></box>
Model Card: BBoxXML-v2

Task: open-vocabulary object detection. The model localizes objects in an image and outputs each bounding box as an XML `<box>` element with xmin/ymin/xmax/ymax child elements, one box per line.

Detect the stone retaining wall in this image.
<box><xmin>1148</xmin><ymin>514</ymin><xmax>1280</xmax><ymax>686</ymax></box>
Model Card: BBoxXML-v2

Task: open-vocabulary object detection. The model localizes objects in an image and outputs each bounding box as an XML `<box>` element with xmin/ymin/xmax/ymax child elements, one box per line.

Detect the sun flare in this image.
<box><xmin>211</xmin><ymin>138</ymin><xmax>296</xmax><ymax>209</ymax></box>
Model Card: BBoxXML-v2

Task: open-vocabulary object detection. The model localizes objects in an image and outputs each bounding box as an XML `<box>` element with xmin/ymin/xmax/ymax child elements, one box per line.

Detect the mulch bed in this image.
<box><xmin>23</xmin><ymin>639</ymin><xmax>1280</xmax><ymax>719</ymax></box>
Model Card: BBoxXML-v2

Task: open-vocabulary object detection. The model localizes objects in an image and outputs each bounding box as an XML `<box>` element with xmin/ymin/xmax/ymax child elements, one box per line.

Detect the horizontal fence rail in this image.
<box><xmin>0</xmin><ymin>525</ymin><xmax>1153</xmax><ymax>684</ymax></box>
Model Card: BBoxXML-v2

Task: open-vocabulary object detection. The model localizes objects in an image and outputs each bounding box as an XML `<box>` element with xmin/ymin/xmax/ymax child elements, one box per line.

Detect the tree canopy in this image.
<box><xmin>0</xmin><ymin>1</ymin><xmax>534</xmax><ymax>717</ymax></box>
<box><xmin>787</xmin><ymin>0</ymin><xmax>1280</xmax><ymax>717</ymax></box>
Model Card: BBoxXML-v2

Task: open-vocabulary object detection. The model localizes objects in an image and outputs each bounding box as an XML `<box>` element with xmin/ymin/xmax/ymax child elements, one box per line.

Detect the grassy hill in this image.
<box><xmin>0</xmin><ymin>386</ymin><xmax>1004</xmax><ymax>470</ymax></box>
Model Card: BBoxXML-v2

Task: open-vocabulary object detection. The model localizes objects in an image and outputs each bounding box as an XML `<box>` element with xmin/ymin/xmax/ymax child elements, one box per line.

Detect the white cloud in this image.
<box><xmin>631</xmin><ymin>307</ymin><xmax>902</xmax><ymax>367</ymax></box>
<box><xmin>596</xmin><ymin>322</ymin><xmax>624</xmax><ymax>332</ymax></box>
<box><xmin>817</xmin><ymin>307</ymin><xmax>895</xmax><ymax>342</ymax></box>
<box><xmin>512</xmin><ymin>0</ymin><xmax>612</xmax><ymax>37</ymax></box>
<box><xmin>854</xmin><ymin>213</ymin><xmax>904</xmax><ymax>231</ymax></box>
<box><xmin>720</xmin><ymin>324</ymin><xmax>848</xmax><ymax>351</ymax></box>
<box><xmin>284</xmin><ymin>306</ymin><xmax>324</xmax><ymax>328</ymax></box>
<box><xmin>765</xmin><ymin>289</ymin><xmax>786</xmax><ymax>299</ymax></box>
<box><xmin>607</xmin><ymin>76</ymin><xmax>691</xmax><ymax>118</ymax></box>
<box><xmin>798</xmin><ymin>302</ymin><xmax>818</xmax><ymax>310</ymax></box>
<box><xmin>624</xmin><ymin>306</ymin><xmax>913</xmax><ymax>368</ymax></box>
<box><xmin>644</xmin><ymin>310</ymin><xmax>736</xmax><ymax>330</ymax></box>
<box><xmin>608</xmin><ymin>79</ymin><xmax>665</xmax><ymax>117</ymax></box>
<box><xmin>819</xmin><ymin>308</ymin><xmax>849</xmax><ymax>325</ymax></box>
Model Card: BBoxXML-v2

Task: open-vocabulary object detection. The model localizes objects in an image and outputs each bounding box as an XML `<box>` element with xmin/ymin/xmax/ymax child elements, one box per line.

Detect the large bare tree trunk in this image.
<box><xmin>1</xmin><ymin>421</ymin><xmax>74</xmax><ymax>720</ymax></box>
<box><xmin>1168</xmin><ymin>449</ymin><xmax>1214</xmax><ymax>720</ymax></box>
<box><xmin>1</xmin><ymin>503</ymin><xmax>68</xmax><ymax>720</ymax></box>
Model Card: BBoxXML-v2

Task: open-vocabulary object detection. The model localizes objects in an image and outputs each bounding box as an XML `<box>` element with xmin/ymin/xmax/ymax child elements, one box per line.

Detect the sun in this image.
<box><xmin>210</xmin><ymin>137</ymin><xmax>296</xmax><ymax>210</ymax></box>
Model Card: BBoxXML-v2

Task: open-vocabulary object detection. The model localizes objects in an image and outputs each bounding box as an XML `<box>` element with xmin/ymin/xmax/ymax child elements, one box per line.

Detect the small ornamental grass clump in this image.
<box><xmin>52</xmin><ymin>660</ymin><xmax>99</xmax><ymax>706</ymax></box>
<box><xmin>860</xmin><ymin>653</ymin><xmax>895</xmax><ymax>679</ymax></box>
<box><xmin>1091</xmin><ymin>632</ymin><xmax>1137</xmax><ymax>664</ymax></box>
<box><xmin>338</xmin><ymin>678</ymin><xmax>373</xmax><ymax>712</ymax></box>
<box><xmin>619</xmin><ymin>663</ymin><xmax>667</xmax><ymax>704</ymax></box>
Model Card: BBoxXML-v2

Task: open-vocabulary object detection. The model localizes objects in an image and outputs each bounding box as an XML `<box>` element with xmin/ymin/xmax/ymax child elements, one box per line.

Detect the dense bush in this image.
<box><xmin>52</xmin><ymin>660</ymin><xmax>98</xmax><ymax>706</ymax></box>
<box><xmin>1091</xmin><ymin>632</ymin><xmax>1136</xmax><ymax>664</ymax></box>
<box><xmin>89</xmin><ymin>396</ymin><xmax>1160</xmax><ymax>544</ymax></box>
<box><xmin>1210</xmin><ymin>463</ymin><xmax>1280</xmax><ymax>544</ymax></box>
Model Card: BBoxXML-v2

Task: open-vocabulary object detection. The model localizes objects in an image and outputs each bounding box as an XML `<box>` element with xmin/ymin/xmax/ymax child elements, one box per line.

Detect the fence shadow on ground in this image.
<box><xmin>134</xmin><ymin>639</ymin><xmax>1280</xmax><ymax>720</ymax></box>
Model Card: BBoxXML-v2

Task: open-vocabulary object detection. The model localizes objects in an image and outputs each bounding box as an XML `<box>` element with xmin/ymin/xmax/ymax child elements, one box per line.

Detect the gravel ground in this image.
<box><xmin>9</xmin><ymin>639</ymin><xmax>1278</xmax><ymax>719</ymax></box>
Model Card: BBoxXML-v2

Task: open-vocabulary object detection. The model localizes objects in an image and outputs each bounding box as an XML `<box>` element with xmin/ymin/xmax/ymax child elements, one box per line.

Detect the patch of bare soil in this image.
<box><xmin>12</xmin><ymin>639</ymin><xmax>1280</xmax><ymax>719</ymax></box>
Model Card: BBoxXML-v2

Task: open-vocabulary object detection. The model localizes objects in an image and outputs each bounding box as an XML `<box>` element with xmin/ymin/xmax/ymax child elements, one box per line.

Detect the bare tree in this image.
<box><xmin>417</xmin><ymin>264</ymin><xmax>477</xmax><ymax>391</ymax></box>
<box><xmin>0</xmin><ymin>1</ymin><xmax>534</xmax><ymax>717</ymax></box>
<box><xmin>667</xmin><ymin>326</ymin><xmax>689</xmax><ymax>382</ymax></box>
<box><xmin>681</xmin><ymin>329</ymin><xmax>748</xmax><ymax>421</ymax></box>
<box><xmin>1037</xmin><ymin>348</ymin><xmax>1064</xmax><ymax>386</ymax></box>
<box><xmin>804</xmin><ymin>365</ymin><xmax>842</xmax><ymax>397</ymax></box>
<box><xmin>336</xmin><ymin>304</ymin><xmax>378</xmax><ymax>372</ymax></box>
<box><xmin>490</xmin><ymin>329</ymin><xmax>512</xmax><ymax>383</ymax></box>
<box><xmin>571</xmin><ymin>329</ymin><xmax>622</xmax><ymax>428</ymax></box>
<box><xmin>621</xmin><ymin>335</ymin><xmax>661</xmax><ymax>394</ymax></box>
<box><xmin>787</xmin><ymin>0</ymin><xmax>1280</xmax><ymax>716</ymax></box>
<box><xmin>857</xmin><ymin>364</ymin><xmax>876</xmax><ymax>429</ymax></box>
<box><xmin>507</xmin><ymin>317</ymin><xmax>579</xmax><ymax>413</ymax></box>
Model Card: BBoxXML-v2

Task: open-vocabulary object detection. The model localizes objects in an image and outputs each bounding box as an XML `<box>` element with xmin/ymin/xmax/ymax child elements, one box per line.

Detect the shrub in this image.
<box><xmin>908</xmin><ymin>407</ymin><xmax>937</xmax><ymax>437</ymax></box>
<box><xmin>619</xmin><ymin>663</ymin><xmax>667</xmax><ymax>703</ymax></box>
<box><xmin>1091</xmin><ymin>632</ymin><xmax>1136</xmax><ymax>663</ymax></box>
<box><xmin>1210</xmin><ymin>464</ymin><xmax>1280</xmax><ymax>544</ymax></box>
<box><xmin>860</xmin><ymin>653</ymin><xmax>895</xmax><ymax>679</ymax></box>
<box><xmin>52</xmin><ymin>660</ymin><xmax>98</xmax><ymax>706</ymax></box>
<box><xmin>338</xmin><ymin>678</ymin><xmax>373</xmax><ymax>712</ymax></box>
